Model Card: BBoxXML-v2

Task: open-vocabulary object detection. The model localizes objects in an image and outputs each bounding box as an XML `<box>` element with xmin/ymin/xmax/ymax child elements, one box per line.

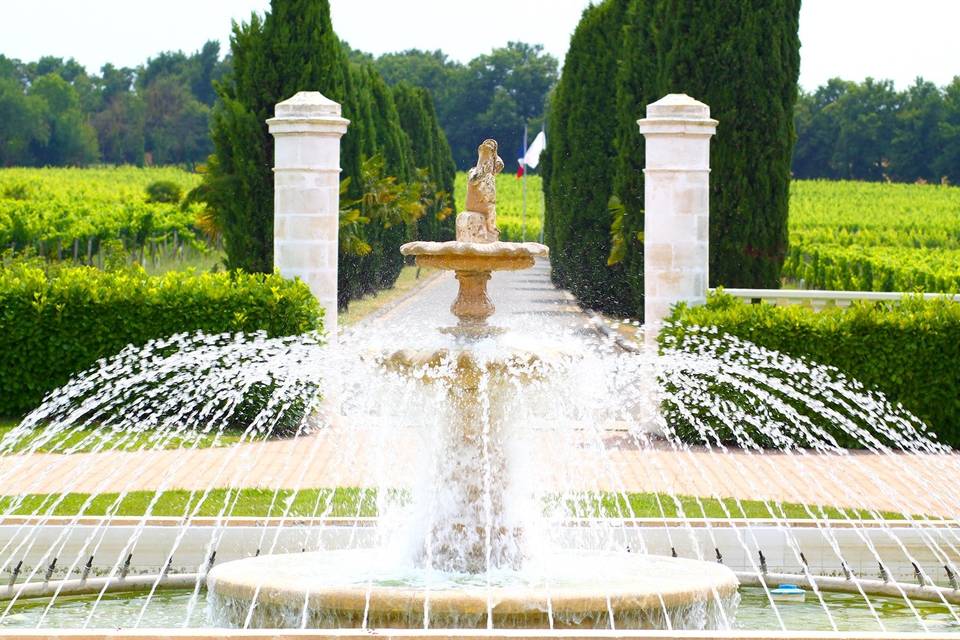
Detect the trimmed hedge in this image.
<box><xmin>659</xmin><ymin>292</ymin><xmax>960</xmax><ymax>448</ymax></box>
<box><xmin>0</xmin><ymin>260</ymin><xmax>322</xmax><ymax>416</ymax></box>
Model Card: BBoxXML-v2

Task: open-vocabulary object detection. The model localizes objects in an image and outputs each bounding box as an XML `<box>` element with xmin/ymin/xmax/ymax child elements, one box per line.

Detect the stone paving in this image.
<box><xmin>2</xmin><ymin>259</ymin><xmax>958</xmax><ymax>518</ymax></box>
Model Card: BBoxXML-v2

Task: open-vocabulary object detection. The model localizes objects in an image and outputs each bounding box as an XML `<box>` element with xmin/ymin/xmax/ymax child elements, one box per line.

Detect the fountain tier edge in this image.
<box><xmin>206</xmin><ymin>549</ymin><xmax>740</xmax><ymax>629</ymax></box>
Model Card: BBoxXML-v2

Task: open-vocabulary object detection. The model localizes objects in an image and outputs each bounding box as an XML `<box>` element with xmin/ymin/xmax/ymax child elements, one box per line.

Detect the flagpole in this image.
<box><xmin>521</xmin><ymin>123</ymin><xmax>528</xmax><ymax>242</ymax></box>
<box><xmin>538</xmin><ymin>125</ymin><xmax>545</xmax><ymax>244</ymax></box>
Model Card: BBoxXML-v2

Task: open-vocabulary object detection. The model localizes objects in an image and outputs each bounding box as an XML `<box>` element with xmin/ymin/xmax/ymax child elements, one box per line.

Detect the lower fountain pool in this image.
<box><xmin>2</xmin><ymin>588</ymin><xmax>957</xmax><ymax>633</ymax></box>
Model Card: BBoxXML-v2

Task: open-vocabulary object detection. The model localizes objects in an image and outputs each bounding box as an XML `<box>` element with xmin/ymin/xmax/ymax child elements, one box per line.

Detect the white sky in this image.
<box><xmin>0</xmin><ymin>0</ymin><xmax>958</xmax><ymax>91</ymax></box>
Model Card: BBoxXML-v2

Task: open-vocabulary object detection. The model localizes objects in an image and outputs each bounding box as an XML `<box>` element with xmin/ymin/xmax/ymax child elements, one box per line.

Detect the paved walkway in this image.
<box><xmin>2</xmin><ymin>259</ymin><xmax>959</xmax><ymax>518</ymax></box>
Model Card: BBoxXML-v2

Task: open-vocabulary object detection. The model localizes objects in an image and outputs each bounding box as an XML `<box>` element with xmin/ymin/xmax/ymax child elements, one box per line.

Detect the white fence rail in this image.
<box><xmin>711</xmin><ymin>288</ymin><xmax>960</xmax><ymax>310</ymax></box>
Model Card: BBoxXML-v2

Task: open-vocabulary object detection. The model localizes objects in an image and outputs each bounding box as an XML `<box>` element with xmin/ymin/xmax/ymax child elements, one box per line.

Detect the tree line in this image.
<box><xmin>794</xmin><ymin>76</ymin><xmax>960</xmax><ymax>184</ymax></box>
<box><xmin>0</xmin><ymin>44</ymin><xmax>226</xmax><ymax>167</ymax></box>
<box><xmin>0</xmin><ymin>40</ymin><xmax>558</xmax><ymax>177</ymax></box>
<box><xmin>352</xmin><ymin>43</ymin><xmax>558</xmax><ymax>170</ymax></box>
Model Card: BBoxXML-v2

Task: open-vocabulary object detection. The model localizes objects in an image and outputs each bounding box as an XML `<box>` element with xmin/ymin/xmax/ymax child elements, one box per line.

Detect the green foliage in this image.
<box><xmin>609</xmin><ymin>0</ymin><xmax>658</xmax><ymax>308</ymax></box>
<box><xmin>338</xmin><ymin>155</ymin><xmax>428</xmax><ymax>301</ymax></box>
<box><xmin>543</xmin><ymin>0</ymin><xmax>633</xmax><ymax>315</ymax></box>
<box><xmin>392</xmin><ymin>82</ymin><xmax>456</xmax><ymax>241</ymax></box>
<box><xmin>0</xmin><ymin>257</ymin><xmax>322</xmax><ymax>416</ymax></box>
<box><xmin>793</xmin><ymin>76</ymin><xmax>960</xmax><ymax>184</ymax></box>
<box><xmin>785</xmin><ymin>180</ymin><xmax>960</xmax><ymax>292</ymax></box>
<box><xmin>92</xmin><ymin>93</ymin><xmax>145</xmax><ymax>166</ymax></box>
<box><xmin>0</xmin><ymin>487</ymin><xmax>899</xmax><ymax>520</ymax></box>
<box><xmin>660</xmin><ymin>292</ymin><xmax>960</xmax><ymax>447</ymax></box>
<box><xmin>0</xmin><ymin>167</ymin><xmax>203</xmax><ymax>254</ymax></box>
<box><xmin>0</xmin><ymin>488</ymin><xmax>376</xmax><ymax>518</ymax></box>
<box><xmin>784</xmin><ymin>245</ymin><xmax>960</xmax><ymax>293</ymax></box>
<box><xmin>548</xmin><ymin>0</ymin><xmax>800</xmax><ymax>317</ymax></box>
<box><xmin>26</xmin><ymin>74</ymin><xmax>100</xmax><ymax>166</ymax></box>
<box><xmin>142</xmin><ymin>76</ymin><xmax>211</xmax><ymax>165</ymax></box>
<box><xmin>372</xmin><ymin>43</ymin><xmax>558</xmax><ymax>171</ymax></box>
<box><xmin>206</xmin><ymin>0</ymin><xmax>429</xmax><ymax>312</ymax></box>
<box><xmin>145</xmin><ymin>180</ymin><xmax>183</xmax><ymax>204</ymax></box>
<box><xmin>656</xmin><ymin>0</ymin><xmax>801</xmax><ymax>292</ymax></box>
<box><xmin>0</xmin><ymin>45</ymin><xmax>225</xmax><ymax>167</ymax></box>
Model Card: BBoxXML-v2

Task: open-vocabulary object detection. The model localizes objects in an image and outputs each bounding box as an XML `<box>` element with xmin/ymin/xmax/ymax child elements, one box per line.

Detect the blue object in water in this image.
<box><xmin>771</xmin><ymin>583</ymin><xmax>807</xmax><ymax>601</ymax></box>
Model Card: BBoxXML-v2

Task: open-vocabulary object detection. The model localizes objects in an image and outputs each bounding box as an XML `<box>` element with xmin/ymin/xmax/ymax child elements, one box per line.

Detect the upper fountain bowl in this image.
<box><xmin>400</xmin><ymin>239</ymin><xmax>548</xmax><ymax>272</ymax></box>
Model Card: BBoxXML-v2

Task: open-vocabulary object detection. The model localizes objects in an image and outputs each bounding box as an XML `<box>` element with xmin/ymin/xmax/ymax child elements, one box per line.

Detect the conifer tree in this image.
<box><xmin>611</xmin><ymin>0</ymin><xmax>661</xmax><ymax>312</ymax></box>
<box><xmin>207</xmin><ymin>0</ymin><xmax>434</xmax><ymax>311</ymax></box>
<box><xmin>550</xmin><ymin>0</ymin><xmax>800</xmax><ymax>316</ymax></box>
<box><xmin>393</xmin><ymin>82</ymin><xmax>456</xmax><ymax>241</ymax></box>
<box><xmin>655</xmin><ymin>0</ymin><xmax>801</xmax><ymax>289</ymax></box>
<box><xmin>209</xmin><ymin>0</ymin><xmax>349</xmax><ymax>273</ymax></box>
<box><xmin>542</xmin><ymin>0</ymin><xmax>632</xmax><ymax>314</ymax></box>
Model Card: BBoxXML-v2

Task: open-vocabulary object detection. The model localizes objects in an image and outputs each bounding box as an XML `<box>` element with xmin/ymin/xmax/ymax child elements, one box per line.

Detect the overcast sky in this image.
<box><xmin>1</xmin><ymin>0</ymin><xmax>958</xmax><ymax>91</ymax></box>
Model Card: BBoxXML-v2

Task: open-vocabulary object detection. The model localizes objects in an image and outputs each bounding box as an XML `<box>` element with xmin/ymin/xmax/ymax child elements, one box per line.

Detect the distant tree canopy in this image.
<box><xmin>793</xmin><ymin>76</ymin><xmax>960</xmax><ymax>185</ymax></box>
<box><xmin>0</xmin><ymin>44</ymin><xmax>227</xmax><ymax>167</ymax></box>
<box><xmin>544</xmin><ymin>0</ymin><xmax>801</xmax><ymax>318</ymax></box>
<box><xmin>360</xmin><ymin>43</ymin><xmax>559</xmax><ymax>170</ymax></box>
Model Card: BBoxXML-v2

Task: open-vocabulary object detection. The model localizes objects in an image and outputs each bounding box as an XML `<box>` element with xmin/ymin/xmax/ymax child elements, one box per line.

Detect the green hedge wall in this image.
<box><xmin>659</xmin><ymin>292</ymin><xmax>960</xmax><ymax>448</ymax></box>
<box><xmin>0</xmin><ymin>260</ymin><xmax>322</xmax><ymax>416</ymax></box>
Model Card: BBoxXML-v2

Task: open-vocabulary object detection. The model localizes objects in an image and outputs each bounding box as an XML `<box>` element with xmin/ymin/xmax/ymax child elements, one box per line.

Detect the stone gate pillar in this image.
<box><xmin>267</xmin><ymin>91</ymin><xmax>349</xmax><ymax>338</ymax></box>
<box><xmin>637</xmin><ymin>94</ymin><xmax>717</xmax><ymax>336</ymax></box>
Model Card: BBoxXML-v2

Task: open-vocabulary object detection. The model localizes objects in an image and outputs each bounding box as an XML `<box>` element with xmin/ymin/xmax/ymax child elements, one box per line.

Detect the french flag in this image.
<box><xmin>517</xmin><ymin>130</ymin><xmax>546</xmax><ymax>178</ymax></box>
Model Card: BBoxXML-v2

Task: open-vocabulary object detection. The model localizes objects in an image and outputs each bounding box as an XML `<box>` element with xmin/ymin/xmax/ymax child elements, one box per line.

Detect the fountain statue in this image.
<box><xmin>399</xmin><ymin>139</ymin><xmax>549</xmax><ymax>334</ymax></box>
<box><xmin>205</xmin><ymin>139</ymin><xmax>739</xmax><ymax>629</ymax></box>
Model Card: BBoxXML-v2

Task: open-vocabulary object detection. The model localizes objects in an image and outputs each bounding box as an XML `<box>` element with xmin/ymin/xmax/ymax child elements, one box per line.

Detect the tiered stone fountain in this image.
<box><xmin>206</xmin><ymin>137</ymin><xmax>739</xmax><ymax>630</ymax></box>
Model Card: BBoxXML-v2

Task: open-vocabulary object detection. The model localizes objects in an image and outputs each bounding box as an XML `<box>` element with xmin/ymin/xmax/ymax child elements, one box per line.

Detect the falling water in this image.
<box><xmin>0</xmin><ymin>272</ymin><xmax>958</xmax><ymax>632</ymax></box>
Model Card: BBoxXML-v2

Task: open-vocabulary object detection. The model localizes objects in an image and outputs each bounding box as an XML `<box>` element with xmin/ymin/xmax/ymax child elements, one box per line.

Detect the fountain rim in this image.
<box><xmin>399</xmin><ymin>240</ymin><xmax>549</xmax><ymax>259</ymax></box>
<box><xmin>206</xmin><ymin>551</ymin><xmax>740</xmax><ymax>618</ymax></box>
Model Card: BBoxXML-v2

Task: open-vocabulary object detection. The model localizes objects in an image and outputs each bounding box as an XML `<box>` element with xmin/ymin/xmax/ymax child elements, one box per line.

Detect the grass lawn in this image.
<box><xmin>0</xmin><ymin>488</ymin><xmax>910</xmax><ymax>521</ymax></box>
<box><xmin>340</xmin><ymin>264</ymin><xmax>438</xmax><ymax>325</ymax></box>
<box><xmin>565</xmin><ymin>492</ymin><xmax>909</xmax><ymax>521</ymax></box>
<box><xmin>0</xmin><ymin>488</ymin><xmax>378</xmax><ymax>518</ymax></box>
<box><xmin>0</xmin><ymin>420</ymin><xmax>244</xmax><ymax>454</ymax></box>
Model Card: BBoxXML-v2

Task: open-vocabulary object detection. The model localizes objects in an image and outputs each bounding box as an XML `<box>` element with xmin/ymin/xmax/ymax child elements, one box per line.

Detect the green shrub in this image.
<box><xmin>144</xmin><ymin>180</ymin><xmax>183</xmax><ymax>204</ymax></box>
<box><xmin>0</xmin><ymin>259</ymin><xmax>322</xmax><ymax>416</ymax></box>
<box><xmin>659</xmin><ymin>292</ymin><xmax>960</xmax><ymax>448</ymax></box>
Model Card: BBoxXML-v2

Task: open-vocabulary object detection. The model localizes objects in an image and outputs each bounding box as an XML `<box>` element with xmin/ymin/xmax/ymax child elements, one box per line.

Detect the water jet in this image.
<box><xmin>206</xmin><ymin>138</ymin><xmax>740</xmax><ymax>630</ymax></box>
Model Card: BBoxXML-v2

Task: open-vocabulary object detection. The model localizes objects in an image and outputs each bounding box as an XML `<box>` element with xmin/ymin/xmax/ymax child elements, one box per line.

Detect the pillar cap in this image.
<box><xmin>276</xmin><ymin>91</ymin><xmax>342</xmax><ymax>118</ymax></box>
<box><xmin>267</xmin><ymin>91</ymin><xmax>350</xmax><ymax>135</ymax></box>
<box><xmin>637</xmin><ymin>93</ymin><xmax>717</xmax><ymax>135</ymax></box>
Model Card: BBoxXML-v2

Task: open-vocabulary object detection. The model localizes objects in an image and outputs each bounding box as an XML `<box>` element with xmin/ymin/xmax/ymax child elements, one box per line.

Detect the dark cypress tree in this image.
<box><xmin>209</xmin><ymin>0</ymin><xmax>348</xmax><ymax>273</ymax></box>
<box><xmin>542</xmin><ymin>0</ymin><xmax>633</xmax><ymax>314</ymax></box>
<box><xmin>207</xmin><ymin>0</ymin><xmax>423</xmax><ymax>308</ymax></box>
<box><xmin>655</xmin><ymin>0</ymin><xmax>801</xmax><ymax>289</ymax></box>
<box><xmin>552</xmin><ymin>0</ymin><xmax>800</xmax><ymax>317</ymax></box>
<box><xmin>393</xmin><ymin>82</ymin><xmax>456</xmax><ymax>241</ymax></box>
<box><xmin>342</xmin><ymin>64</ymin><xmax>415</xmax><ymax>298</ymax></box>
<box><xmin>611</xmin><ymin>0</ymin><xmax>662</xmax><ymax>314</ymax></box>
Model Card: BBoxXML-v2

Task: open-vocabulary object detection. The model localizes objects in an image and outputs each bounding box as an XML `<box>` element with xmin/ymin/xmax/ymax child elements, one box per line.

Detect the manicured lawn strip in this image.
<box><xmin>0</xmin><ymin>488</ymin><xmax>910</xmax><ymax>521</ymax></box>
<box><xmin>0</xmin><ymin>488</ymin><xmax>379</xmax><ymax>518</ymax></box>
<box><xmin>0</xmin><ymin>424</ymin><xmax>244</xmax><ymax>454</ymax></box>
<box><xmin>565</xmin><ymin>492</ymin><xmax>909</xmax><ymax>521</ymax></box>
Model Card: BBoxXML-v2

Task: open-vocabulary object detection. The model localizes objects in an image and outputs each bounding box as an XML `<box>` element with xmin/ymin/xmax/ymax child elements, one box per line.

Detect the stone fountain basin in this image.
<box><xmin>207</xmin><ymin>549</ymin><xmax>739</xmax><ymax>629</ymax></box>
<box><xmin>400</xmin><ymin>240</ymin><xmax>548</xmax><ymax>272</ymax></box>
